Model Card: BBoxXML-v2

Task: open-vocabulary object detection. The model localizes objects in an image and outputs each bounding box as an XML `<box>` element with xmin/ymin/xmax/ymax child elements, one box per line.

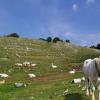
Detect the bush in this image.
<box><xmin>46</xmin><ymin>37</ymin><xmax>52</xmax><ymax>42</ymax></box>
<box><xmin>97</xmin><ymin>43</ymin><xmax>100</xmax><ymax>49</ymax></box>
<box><xmin>6</xmin><ymin>33</ymin><xmax>19</xmax><ymax>38</ymax></box>
<box><xmin>66</xmin><ymin>40</ymin><xmax>70</xmax><ymax>43</ymax></box>
<box><xmin>39</xmin><ymin>38</ymin><xmax>46</xmax><ymax>41</ymax></box>
<box><xmin>53</xmin><ymin>37</ymin><xmax>61</xmax><ymax>43</ymax></box>
<box><xmin>90</xmin><ymin>45</ymin><xmax>97</xmax><ymax>49</ymax></box>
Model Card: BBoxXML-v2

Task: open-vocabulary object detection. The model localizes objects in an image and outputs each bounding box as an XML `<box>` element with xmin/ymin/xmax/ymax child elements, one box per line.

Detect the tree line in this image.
<box><xmin>4</xmin><ymin>33</ymin><xmax>70</xmax><ymax>43</ymax></box>
<box><xmin>90</xmin><ymin>44</ymin><xmax>100</xmax><ymax>50</ymax></box>
<box><xmin>39</xmin><ymin>37</ymin><xmax>70</xmax><ymax>43</ymax></box>
<box><xmin>3</xmin><ymin>33</ymin><xmax>100</xmax><ymax>49</ymax></box>
<box><xmin>5</xmin><ymin>33</ymin><xmax>20</xmax><ymax>38</ymax></box>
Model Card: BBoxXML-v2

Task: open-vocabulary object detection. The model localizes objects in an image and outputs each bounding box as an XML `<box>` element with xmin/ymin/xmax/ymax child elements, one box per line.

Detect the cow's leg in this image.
<box><xmin>97</xmin><ymin>84</ymin><xmax>100</xmax><ymax>100</ymax></box>
<box><xmin>86</xmin><ymin>77</ymin><xmax>95</xmax><ymax>100</ymax></box>
<box><xmin>89</xmin><ymin>78</ymin><xmax>95</xmax><ymax>100</ymax></box>
<box><xmin>86</xmin><ymin>78</ymin><xmax>89</xmax><ymax>96</ymax></box>
<box><xmin>91</xmin><ymin>85</ymin><xmax>95</xmax><ymax>100</ymax></box>
<box><xmin>97</xmin><ymin>78</ymin><xmax>100</xmax><ymax>100</ymax></box>
<box><xmin>88</xmin><ymin>78</ymin><xmax>92</xmax><ymax>96</ymax></box>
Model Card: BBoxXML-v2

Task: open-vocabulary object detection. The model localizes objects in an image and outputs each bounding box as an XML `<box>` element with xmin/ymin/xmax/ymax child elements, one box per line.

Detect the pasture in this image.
<box><xmin>0</xmin><ymin>37</ymin><xmax>100</xmax><ymax>100</ymax></box>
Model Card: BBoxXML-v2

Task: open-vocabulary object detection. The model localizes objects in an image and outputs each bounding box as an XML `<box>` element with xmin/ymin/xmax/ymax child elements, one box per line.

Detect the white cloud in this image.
<box><xmin>72</xmin><ymin>4</ymin><xmax>78</xmax><ymax>11</ymax></box>
<box><xmin>87</xmin><ymin>0</ymin><xmax>95</xmax><ymax>4</ymax></box>
<box><xmin>64</xmin><ymin>32</ymin><xmax>100</xmax><ymax>46</ymax></box>
<box><xmin>64</xmin><ymin>32</ymin><xmax>71</xmax><ymax>36</ymax></box>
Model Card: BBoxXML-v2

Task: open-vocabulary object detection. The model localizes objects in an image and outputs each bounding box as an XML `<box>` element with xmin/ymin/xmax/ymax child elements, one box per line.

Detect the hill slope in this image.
<box><xmin>0</xmin><ymin>37</ymin><xmax>99</xmax><ymax>100</ymax></box>
<box><xmin>0</xmin><ymin>37</ymin><xmax>100</xmax><ymax>75</ymax></box>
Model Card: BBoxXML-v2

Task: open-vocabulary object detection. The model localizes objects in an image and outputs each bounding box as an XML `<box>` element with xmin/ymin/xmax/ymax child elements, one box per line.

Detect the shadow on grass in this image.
<box><xmin>64</xmin><ymin>93</ymin><xmax>88</xmax><ymax>100</ymax></box>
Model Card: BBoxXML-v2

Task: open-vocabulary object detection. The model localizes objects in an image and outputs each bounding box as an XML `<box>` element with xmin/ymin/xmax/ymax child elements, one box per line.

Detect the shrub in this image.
<box><xmin>53</xmin><ymin>37</ymin><xmax>61</xmax><ymax>43</ymax></box>
<box><xmin>6</xmin><ymin>33</ymin><xmax>19</xmax><ymax>38</ymax></box>
<box><xmin>46</xmin><ymin>37</ymin><xmax>52</xmax><ymax>42</ymax></box>
<box><xmin>97</xmin><ymin>43</ymin><xmax>100</xmax><ymax>49</ymax></box>
<box><xmin>66</xmin><ymin>40</ymin><xmax>70</xmax><ymax>43</ymax></box>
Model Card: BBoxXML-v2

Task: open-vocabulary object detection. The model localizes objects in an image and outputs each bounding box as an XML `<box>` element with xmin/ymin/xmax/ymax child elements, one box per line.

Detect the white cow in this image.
<box><xmin>0</xmin><ymin>80</ymin><xmax>5</xmax><ymax>84</ymax></box>
<box><xmin>0</xmin><ymin>73</ymin><xmax>9</xmax><ymax>78</ymax></box>
<box><xmin>15</xmin><ymin>63</ymin><xmax>23</xmax><ymax>67</ymax></box>
<box><xmin>28</xmin><ymin>74</ymin><xmax>36</xmax><ymax>78</ymax></box>
<box><xmin>83</xmin><ymin>58</ymin><xmax>100</xmax><ymax>100</ymax></box>
<box><xmin>71</xmin><ymin>78</ymin><xmax>81</xmax><ymax>84</ymax></box>
<box><xmin>15</xmin><ymin>82</ymin><xmax>26</xmax><ymax>87</ymax></box>
<box><xmin>51</xmin><ymin>63</ymin><xmax>57</xmax><ymax>68</ymax></box>
<box><xmin>23</xmin><ymin>61</ymin><xmax>30</xmax><ymax>67</ymax></box>
<box><xmin>69</xmin><ymin>69</ymin><xmax>76</xmax><ymax>74</ymax></box>
<box><xmin>31</xmin><ymin>64</ymin><xmax>37</xmax><ymax>67</ymax></box>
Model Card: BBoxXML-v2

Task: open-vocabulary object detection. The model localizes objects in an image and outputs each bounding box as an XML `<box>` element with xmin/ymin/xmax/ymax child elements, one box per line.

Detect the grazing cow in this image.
<box><xmin>15</xmin><ymin>82</ymin><xmax>26</xmax><ymax>88</ymax></box>
<box><xmin>83</xmin><ymin>58</ymin><xmax>100</xmax><ymax>100</ymax></box>
<box><xmin>23</xmin><ymin>61</ymin><xmax>30</xmax><ymax>67</ymax></box>
<box><xmin>51</xmin><ymin>63</ymin><xmax>57</xmax><ymax>68</ymax></box>
<box><xmin>28</xmin><ymin>74</ymin><xmax>36</xmax><ymax>78</ymax></box>
<box><xmin>71</xmin><ymin>78</ymin><xmax>81</xmax><ymax>84</ymax></box>
<box><xmin>81</xmin><ymin>77</ymin><xmax>85</xmax><ymax>81</ymax></box>
<box><xmin>15</xmin><ymin>63</ymin><xmax>22</xmax><ymax>67</ymax></box>
<box><xmin>15</xmin><ymin>63</ymin><xmax>23</xmax><ymax>69</ymax></box>
<box><xmin>0</xmin><ymin>80</ymin><xmax>5</xmax><ymax>84</ymax></box>
<box><xmin>69</xmin><ymin>69</ymin><xmax>76</xmax><ymax>74</ymax></box>
<box><xmin>31</xmin><ymin>64</ymin><xmax>37</xmax><ymax>67</ymax></box>
<box><xmin>0</xmin><ymin>73</ymin><xmax>9</xmax><ymax>78</ymax></box>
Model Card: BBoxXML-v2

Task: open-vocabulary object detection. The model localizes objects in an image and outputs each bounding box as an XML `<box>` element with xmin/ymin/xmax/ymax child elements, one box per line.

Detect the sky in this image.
<box><xmin>0</xmin><ymin>0</ymin><xmax>100</xmax><ymax>46</ymax></box>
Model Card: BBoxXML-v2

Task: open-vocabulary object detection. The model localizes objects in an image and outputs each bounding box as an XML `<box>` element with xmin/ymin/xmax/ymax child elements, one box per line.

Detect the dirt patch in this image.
<box><xmin>72</xmin><ymin>66</ymin><xmax>82</xmax><ymax>71</ymax></box>
<box><xmin>31</xmin><ymin>72</ymin><xmax>69</xmax><ymax>82</ymax></box>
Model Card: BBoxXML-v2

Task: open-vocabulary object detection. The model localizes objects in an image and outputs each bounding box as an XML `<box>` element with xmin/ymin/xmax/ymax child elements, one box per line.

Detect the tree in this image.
<box><xmin>90</xmin><ymin>45</ymin><xmax>97</xmax><ymax>49</ymax></box>
<box><xmin>46</xmin><ymin>37</ymin><xmax>52</xmax><ymax>42</ymax></box>
<box><xmin>39</xmin><ymin>38</ymin><xmax>46</xmax><ymax>41</ymax></box>
<box><xmin>53</xmin><ymin>37</ymin><xmax>61</xmax><ymax>43</ymax></box>
<box><xmin>97</xmin><ymin>43</ymin><xmax>100</xmax><ymax>49</ymax></box>
<box><xmin>6</xmin><ymin>33</ymin><xmax>19</xmax><ymax>38</ymax></box>
<box><xmin>66</xmin><ymin>40</ymin><xmax>70</xmax><ymax>43</ymax></box>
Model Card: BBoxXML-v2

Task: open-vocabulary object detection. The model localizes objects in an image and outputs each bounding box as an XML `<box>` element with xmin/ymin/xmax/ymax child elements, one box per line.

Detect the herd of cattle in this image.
<box><xmin>15</xmin><ymin>62</ymin><xmax>58</xmax><ymax>69</ymax></box>
<box><xmin>15</xmin><ymin>61</ymin><xmax>37</xmax><ymax>68</ymax></box>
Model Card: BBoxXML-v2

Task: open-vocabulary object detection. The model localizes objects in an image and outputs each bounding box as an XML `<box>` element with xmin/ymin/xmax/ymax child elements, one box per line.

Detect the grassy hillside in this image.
<box><xmin>0</xmin><ymin>37</ymin><xmax>99</xmax><ymax>100</ymax></box>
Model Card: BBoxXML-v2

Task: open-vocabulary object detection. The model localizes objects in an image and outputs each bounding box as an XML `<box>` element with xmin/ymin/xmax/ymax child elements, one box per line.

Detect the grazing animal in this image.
<box><xmin>15</xmin><ymin>63</ymin><xmax>22</xmax><ymax>67</ymax></box>
<box><xmin>81</xmin><ymin>77</ymin><xmax>85</xmax><ymax>81</ymax></box>
<box><xmin>23</xmin><ymin>61</ymin><xmax>30</xmax><ymax>67</ymax></box>
<box><xmin>63</xmin><ymin>89</ymin><xmax>69</xmax><ymax>95</ymax></box>
<box><xmin>83</xmin><ymin>58</ymin><xmax>100</xmax><ymax>100</ymax></box>
<box><xmin>28</xmin><ymin>74</ymin><xmax>36</xmax><ymax>78</ymax></box>
<box><xmin>15</xmin><ymin>82</ymin><xmax>26</xmax><ymax>88</ymax></box>
<box><xmin>71</xmin><ymin>78</ymin><xmax>81</xmax><ymax>84</ymax></box>
<box><xmin>0</xmin><ymin>73</ymin><xmax>8</xmax><ymax>78</ymax></box>
<box><xmin>31</xmin><ymin>64</ymin><xmax>37</xmax><ymax>67</ymax></box>
<box><xmin>69</xmin><ymin>69</ymin><xmax>76</xmax><ymax>74</ymax></box>
<box><xmin>0</xmin><ymin>80</ymin><xmax>5</xmax><ymax>84</ymax></box>
<box><xmin>51</xmin><ymin>63</ymin><xmax>57</xmax><ymax>68</ymax></box>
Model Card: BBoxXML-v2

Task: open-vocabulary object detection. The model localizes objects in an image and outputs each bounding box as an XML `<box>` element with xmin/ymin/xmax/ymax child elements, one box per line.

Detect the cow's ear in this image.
<box><xmin>96</xmin><ymin>60</ymin><xmax>99</xmax><ymax>64</ymax></box>
<box><xmin>98</xmin><ymin>61</ymin><xmax>100</xmax><ymax>64</ymax></box>
<box><xmin>96</xmin><ymin>60</ymin><xmax>98</xmax><ymax>63</ymax></box>
<box><xmin>99</xmin><ymin>61</ymin><xmax>100</xmax><ymax>64</ymax></box>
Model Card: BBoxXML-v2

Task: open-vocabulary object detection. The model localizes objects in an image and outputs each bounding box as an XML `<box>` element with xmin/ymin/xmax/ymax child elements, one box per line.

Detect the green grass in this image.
<box><xmin>0</xmin><ymin>73</ymin><xmax>89</xmax><ymax>100</ymax></box>
<box><xmin>0</xmin><ymin>37</ymin><xmax>99</xmax><ymax>99</ymax></box>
